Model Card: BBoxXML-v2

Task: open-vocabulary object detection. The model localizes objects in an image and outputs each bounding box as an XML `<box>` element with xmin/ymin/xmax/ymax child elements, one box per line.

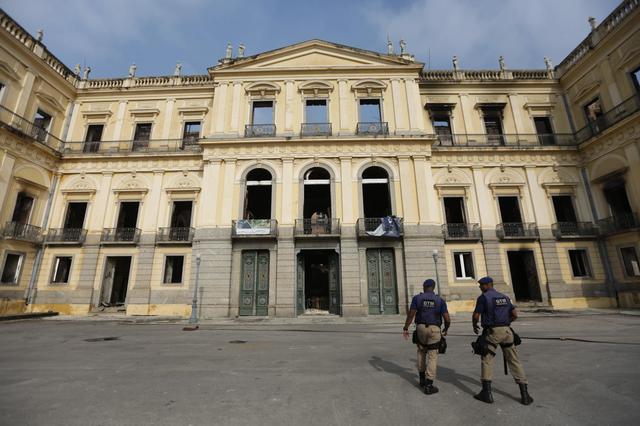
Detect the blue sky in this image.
<box><xmin>2</xmin><ymin>0</ymin><xmax>620</xmax><ymax>78</ymax></box>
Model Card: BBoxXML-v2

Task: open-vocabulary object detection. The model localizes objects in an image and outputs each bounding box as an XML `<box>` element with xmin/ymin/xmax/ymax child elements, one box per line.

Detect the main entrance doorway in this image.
<box><xmin>507</xmin><ymin>250</ymin><xmax>542</xmax><ymax>302</ymax></box>
<box><xmin>366</xmin><ymin>248</ymin><xmax>399</xmax><ymax>315</ymax></box>
<box><xmin>239</xmin><ymin>250</ymin><xmax>270</xmax><ymax>316</ymax></box>
<box><xmin>296</xmin><ymin>250</ymin><xmax>340</xmax><ymax>315</ymax></box>
<box><xmin>99</xmin><ymin>257</ymin><xmax>132</xmax><ymax>306</ymax></box>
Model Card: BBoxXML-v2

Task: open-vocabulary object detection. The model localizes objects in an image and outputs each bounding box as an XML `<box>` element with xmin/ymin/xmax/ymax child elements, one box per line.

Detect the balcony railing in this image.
<box><xmin>2</xmin><ymin>222</ymin><xmax>42</xmax><ymax>243</ymax></box>
<box><xmin>575</xmin><ymin>94</ymin><xmax>640</xmax><ymax>143</ymax></box>
<box><xmin>551</xmin><ymin>222</ymin><xmax>598</xmax><ymax>239</ymax></box>
<box><xmin>597</xmin><ymin>212</ymin><xmax>639</xmax><ymax>235</ymax></box>
<box><xmin>295</xmin><ymin>218</ymin><xmax>340</xmax><ymax>236</ymax></box>
<box><xmin>442</xmin><ymin>223</ymin><xmax>482</xmax><ymax>240</ymax></box>
<box><xmin>231</xmin><ymin>219</ymin><xmax>278</xmax><ymax>238</ymax></box>
<box><xmin>434</xmin><ymin>133</ymin><xmax>577</xmax><ymax>147</ymax></box>
<box><xmin>496</xmin><ymin>222</ymin><xmax>539</xmax><ymax>240</ymax></box>
<box><xmin>245</xmin><ymin>124</ymin><xmax>276</xmax><ymax>138</ymax></box>
<box><xmin>44</xmin><ymin>228</ymin><xmax>87</xmax><ymax>244</ymax></box>
<box><xmin>0</xmin><ymin>105</ymin><xmax>64</xmax><ymax>152</ymax></box>
<box><xmin>101</xmin><ymin>228</ymin><xmax>141</xmax><ymax>244</ymax></box>
<box><xmin>156</xmin><ymin>227</ymin><xmax>195</xmax><ymax>244</ymax></box>
<box><xmin>63</xmin><ymin>138</ymin><xmax>202</xmax><ymax>154</ymax></box>
<box><xmin>356</xmin><ymin>122</ymin><xmax>389</xmax><ymax>136</ymax></box>
<box><xmin>357</xmin><ymin>217</ymin><xmax>404</xmax><ymax>238</ymax></box>
<box><xmin>301</xmin><ymin>123</ymin><xmax>332</xmax><ymax>137</ymax></box>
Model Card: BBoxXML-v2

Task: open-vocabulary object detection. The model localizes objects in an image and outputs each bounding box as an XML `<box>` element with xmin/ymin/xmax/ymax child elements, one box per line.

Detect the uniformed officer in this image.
<box><xmin>403</xmin><ymin>279</ymin><xmax>451</xmax><ymax>394</ymax></box>
<box><xmin>472</xmin><ymin>276</ymin><xmax>533</xmax><ymax>405</ymax></box>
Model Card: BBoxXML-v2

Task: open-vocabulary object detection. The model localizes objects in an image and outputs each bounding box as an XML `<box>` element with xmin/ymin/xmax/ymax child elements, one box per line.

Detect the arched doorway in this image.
<box><xmin>244</xmin><ymin>168</ymin><xmax>272</xmax><ymax>219</ymax></box>
<box><xmin>362</xmin><ymin>166</ymin><xmax>391</xmax><ymax>217</ymax></box>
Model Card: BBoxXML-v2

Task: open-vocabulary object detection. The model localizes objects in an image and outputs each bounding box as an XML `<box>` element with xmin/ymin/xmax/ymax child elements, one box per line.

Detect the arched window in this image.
<box><xmin>303</xmin><ymin>167</ymin><xmax>331</xmax><ymax>219</ymax></box>
<box><xmin>244</xmin><ymin>168</ymin><xmax>272</xmax><ymax>219</ymax></box>
<box><xmin>362</xmin><ymin>166</ymin><xmax>391</xmax><ymax>217</ymax></box>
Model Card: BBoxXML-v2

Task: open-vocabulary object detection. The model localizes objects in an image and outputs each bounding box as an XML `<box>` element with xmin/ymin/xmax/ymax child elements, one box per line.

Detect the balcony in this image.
<box><xmin>442</xmin><ymin>223</ymin><xmax>482</xmax><ymax>241</ymax></box>
<box><xmin>156</xmin><ymin>227</ymin><xmax>195</xmax><ymax>244</ymax></box>
<box><xmin>63</xmin><ymin>138</ymin><xmax>202</xmax><ymax>154</ymax></box>
<box><xmin>231</xmin><ymin>219</ymin><xmax>278</xmax><ymax>238</ymax></box>
<box><xmin>356</xmin><ymin>122</ymin><xmax>389</xmax><ymax>136</ymax></box>
<box><xmin>2</xmin><ymin>222</ymin><xmax>42</xmax><ymax>243</ymax></box>
<box><xmin>294</xmin><ymin>218</ymin><xmax>340</xmax><ymax>237</ymax></box>
<box><xmin>245</xmin><ymin>124</ymin><xmax>276</xmax><ymax>138</ymax></box>
<box><xmin>551</xmin><ymin>222</ymin><xmax>598</xmax><ymax>239</ymax></box>
<box><xmin>357</xmin><ymin>217</ymin><xmax>404</xmax><ymax>238</ymax></box>
<box><xmin>496</xmin><ymin>223</ymin><xmax>539</xmax><ymax>240</ymax></box>
<box><xmin>597</xmin><ymin>213</ymin><xmax>639</xmax><ymax>235</ymax></box>
<box><xmin>100</xmin><ymin>228</ymin><xmax>141</xmax><ymax>244</ymax></box>
<box><xmin>575</xmin><ymin>94</ymin><xmax>640</xmax><ymax>143</ymax></box>
<box><xmin>301</xmin><ymin>123</ymin><xmax>332</xmax><ymax>137</ymax></box>
<box><xmin>434</xmin><ymin>133</ymin><xmax>577</xmax><ymax>147</ymax></box>
<box><xmin>44</xmin><ymin>228</ymin><xmax>87</xmax><ymax>244</ymax></box>
<box><xmin>0</xmin><ymin>105</ymin><xmax>64</xmax><ymax>152</ymax></box>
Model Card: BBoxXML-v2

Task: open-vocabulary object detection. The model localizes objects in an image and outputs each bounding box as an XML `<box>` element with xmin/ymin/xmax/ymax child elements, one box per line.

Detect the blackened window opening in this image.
<box><xmin>116</xmin><ymin>202</ymin><xmax>140</xmax><ymax>229</ymax></box>
<box><xmin>362</xmin><ymin>167</ymin><xmax>391</xmax><ymax>218</ymax></box>
<box><xmin>482</xmin><ymin>108</ymin><xmax>504</xmax><ymax>144</ymax></box>
<box><xmin>304</xmin><ymin>251</ymin><xmax>330</xmax><ymax>311</ymax></box>
<box><xmin>552</xmin><ymin>196</ymin><xmax>577</xmax><ymax>222</ymax></box>
<box><xmin>12</xmin><ymin>192</ymin><xmax>34</xmax><ymax>224</ymax></box>
<box><xmin>303</xmin><ymin>168</ymin><xmax>331</xmax><ymax>219</ymax></box>
<box><xmin>84</xmin><ymin>124</ymin><xmax>103</xmax><ymax>152</ymax></box>
<box><xmin>244</xmin><ymin>169</ymin><xmax>272</xmax><ymax>219</ymax></box>
<box><xmin>498</xmin><ymin>196</ymin><xmax>522</xmax><ymax>223</ymax></box>
<box><xmin>534</xmin><ymin>117</ymin><xmax>555</xmax><ymax>145</ymax></box>
<box><xmin>444</xmin><ymin>197</ymin><xmax>466</xmax><ymax>223</ymax></box>
<box><xmin>34</xmin><ymin>109</ymin><xmax>51</xmax><ymax>130</ymax></box>
<box><xmin>133</xmin><ymin>123</ymin><xmax>152</xmax><ymax>150</ymax></box>
<box><xmin>1</xmin><ymin>254</ymin><xmax>22</xmax><ymax>284</ymax></box>
<box><xmin>64</xmin><ymin>202</ymin><xmax>87</xmax><ymax>229</ymax></box>
<box><xmin>569</xmin><ymin>250</ymin><xmax>591</xmax><ymax>277</ymax></box>
<box><xmin>170</xmin><ymin>201</ymin><xmax>193</xmax><ymax>227</ymax></box>
<box><xmin>52</xmin><ymin>256</ymin><xmax>72</xmax><ymax>283</ymax></box>
<box><xmin>603</xmin><ymin>180</ymin><xmax>632</xmax><ymax>216</ymax></box>
<box><xmin>164</xmin><ymin>256</ymin><xmax>184</xmax><ymax>283</ymax></box>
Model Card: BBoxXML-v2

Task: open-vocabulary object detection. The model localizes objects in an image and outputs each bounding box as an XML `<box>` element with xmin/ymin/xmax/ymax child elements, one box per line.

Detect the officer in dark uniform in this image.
<box><xmin>403</xmin><ymin>279</ymin><xmax>451</xmax><ymax>394</ymax></box>
<box><xmin>472</xmin><ymin>276</ymin><xmax>533</xmax><ymax>405</ymax></box>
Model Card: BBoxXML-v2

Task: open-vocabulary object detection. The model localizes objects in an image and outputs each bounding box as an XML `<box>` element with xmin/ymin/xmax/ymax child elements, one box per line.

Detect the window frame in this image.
<box><xmin>34</xmin><ymin>108</ymin><xmax>53</xmax><ymax>132</ymax></box>
<box><xmin>620</xmin><ymin>246</ymin><xmax>640</xmax><ymax>278</ymax></box>
<box><xmin>358</xmin><ymin>98</ymin><xmax>384</xmax><ymax>123</ymax></box>
<box><xmin>551</xmin><ymin>194</ymin><xmax>579</xmax><ymax>223</ymax></box>
<box><xmin>250</xmin><ymin>100</ymin><xmax>275</xmax><ymax>125</ymax></box>
<box><xmin>182</xmin><ymin>121</ymin><xmax>202</xmax><ymax>140</ymax></box>
<box><xmin>1</xmin><ymin>251</ymin><xmax>25</xmax><ymax>285</ymax></box>
<box><xmin>452</xmin><ymin>251</ymin><xmax>476</xmax><ymax>280</ymax></box>
<box><xmin>163</xmin><ymin>255</ymin><xmax>185</xmax><ymax>284</ymax></box>
<box><xmin>50</xmin><ymin>255</ymin><xmax>73</xmax><ymax>285</ymax></box>
<box><xmin>583</xmin><ymin>97</ymin><xmax>603</xmax><ymax>123</ymax></box>
<box><xmin>62</xmin><ymin>201</ymin><xmax>88</xmax><ymax>229</ymax></box>
<box><xmin>567</xmin><ymin>249</ymin><xmax>593</xmax><ymax>278</ymax></box>
<box><xmin>630</xmin><ymin>65</ymin><xmax>640</xmax><ymax>94</ymax></box>
<box><xmin>304</xmin><ymin>98</ymin><xmax>329</xmax><ymax>124</ymax></box>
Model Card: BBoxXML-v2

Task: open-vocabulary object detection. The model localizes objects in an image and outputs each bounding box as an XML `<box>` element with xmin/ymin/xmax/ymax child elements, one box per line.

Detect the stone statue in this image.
<box><xmin>128</xmin><ymin>63</ymin><xmax>137</xmax><ymax>78</ymax></box>
<box><xmin>588</xmin><ymin>16</ymin><xmax>597</xmax><ymax>30</ymax></box>
<box><xmin>73</xmin><ymin>64</ymin><xmax>81</xmax><ymax>76</ymax></box>
<box><xmin>387</xmin><ymin>36</ymin><xmax>394</xmax><ymax>55</ymax></box>
<box><xmin>225</xmin><ymin>43</ymin><xmax>233</xmax><ymax>59</ymax></box>
<box><xmin>82</xmin><ymin>66</ymin><xmax>91</xmax><ymax>80</ymax></box>
<box><xmin>399</xmin><ymin>39</ymin><xmax>406</xmax><ymax>55</ymax></box>
<box><xmin>238</xmin><ymin>44</ymin><xmax>245</xmax><ymax>58</ymax></box>
<box><xmin>36</xmin><ymin>29</ymin><xmax>43</xmax><ymax>42</ymax></box>
<box><xmin>499</xmin><ymin>55</ymin><xmax>505</xmax><ymax>71</ymax></box>
<box><xmin>174</xmin><ymin>62</ymin><xmax>182</xmax><ymax>77</ymax></box>
<box><xmin>544</xmin><ymin>57</ymin><xmax>553</xmax><ymax>72</ymax></box>
<box><xmin>452</xmin><ymin>56</ymin><xmax>459</xmax><ymax>71</ymax></box>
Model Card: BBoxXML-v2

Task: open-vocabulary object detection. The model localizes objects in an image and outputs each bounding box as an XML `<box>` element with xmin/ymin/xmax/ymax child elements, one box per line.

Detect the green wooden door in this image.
<box><xmin>367</xmin><ymin>249</ymin><xmax>398</xmax><ymax>315</ymax></box>
<box><xmin>328</xmin><ymin>253</ymin><xmax>340</xmax><ymax>315</ymax></box>
<box><xmin>239</xmin><ymin>250</ymin><xmax>269</xmax><ymax>316</ymax></box>
<box><xmin>296</xmin><ymin>255</ymin><xmax>305</xmax><ymax>315</ymax></box>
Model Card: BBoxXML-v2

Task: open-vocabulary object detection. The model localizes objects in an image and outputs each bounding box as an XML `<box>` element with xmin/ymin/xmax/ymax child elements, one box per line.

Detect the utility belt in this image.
<box><xmin>412</xmin><ymin>327</ymin><xmax>447</xmax><ymax>354</ymax></box>
<box><xmin>471</xmin><ymin>327</ymin><xmax>522</xmax><ymax>356</ymax></box>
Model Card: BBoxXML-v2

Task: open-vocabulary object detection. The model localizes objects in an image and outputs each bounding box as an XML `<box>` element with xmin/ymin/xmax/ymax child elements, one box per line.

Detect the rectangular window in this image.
<box><xmin>305</xmin><ymin>99</ymin><xmax>328</xmax><ymax>123</ymax></box>
<box><xmin>116</xmin><ymin>202</ymin><xmax>140</xmax><ymax>229</ymax></box>
<box><xmin>83</xmin><ymin>124</ymin><xmax>103</xmax><ymax>153</ymax></box>
<box><xmin>1</xmin><ymin>253</ymin><xmax>24</xmax><ymax>285</ymax></box>
<box><xmin>632</xmin><ymin>66</ymin><xmax>640</xmax><ymax>93</ymax></box>
<box><xmin>498</xmin><ymin>196</ymin><xmax>523</xmax><ymax>223</ymax></box>
<box><xmin>603</xmin><ymin>179</ymin><xmax>632</xmax><ymax>216</ymax></box>
<box><xmin>482</xmin><ymin>108</ymin><xmax>504</xmax><ymax>144</ymax></box>
<box><xmin>453</xmin><ymin>252</ymin><xmax>475</xmax><ymax>279</ymax></box>
<box><xmin>11</xmin><ymin>192</ymin><xmax>34</xmax><ymax>224</ymax></box>
<box><xmin>621</xmin><ymin>247</ymin><xmax>640</xmax><ymax>277</ymax></box>
<box><xmin>443</xmin><ymin>197</ymin><xmax>466</xmax><ymax>224</ymax></box>
<box><xmin>51</xmin><ymin>256</ymin><xmax>72</xmax><ymax>284</ymax></box>
<box><xmin>568</xmin><ymin>249</ymin><xmax>592</xmax><ymax>277</ymax></box>
<box><xmin>132</xmin><ymin>123</ymin><xmax>152</xmax><ymax>150</ymax></box>
<box><xmin>182</xmin><ymin>121</ymin><xmax>201</xmax><ymax>141</ymax></box>
<box><xmin>64</xmin><ymin>202</ymin><xmax>88</xmax><ymax>229</ymax></box>
<box><xmin>170</xmin><ymin>201</ymin><xmax>193</xmax><ymax>228</ymax></box>
<box><xmin>534</xmin><ymin>117</ymin><xmax>555</xmax><ymax>145</ymax></box>
<box><xmin>552</xmin><ymin>196</ymin><xmax>578</xmax><ymax>222</ymax></box>
<box><xmin>251</xmin><ymin>101</ymin><xmax>274</xmax><ymax>124</ymax></box>
<box><xmin>34</xmin><ymin>109</ymin><xmax>52</xmax><ymax>131</ymax></box>
<box><xmin>359</xmin><ymin>99</ymin><xmax>382</xmax><ymax>123</ymax></box>
<box><xmin>163</xmin><ymin>256</ymin><xmax>184</xmax><ymax>284</ymax></box>
<box><xmin>584</xmin><ymin>98</ymin><xmax>603</xmax><ymax>124</ymax></box>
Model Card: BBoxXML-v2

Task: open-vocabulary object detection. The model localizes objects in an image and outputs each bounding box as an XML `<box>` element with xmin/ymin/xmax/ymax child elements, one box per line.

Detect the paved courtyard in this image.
<box><xmin>1</xmin><ymin>313</ymin><xmax>639</xmax><ymax>426</ymax></box>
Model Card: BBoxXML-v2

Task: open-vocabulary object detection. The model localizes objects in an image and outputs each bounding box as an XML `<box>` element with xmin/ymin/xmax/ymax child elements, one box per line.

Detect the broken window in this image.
<box><xmin>115</xmin><ymin>202</ymin><xmax>139</xmax><ymax>241</ymax></box>
<box><xmin>433</xmin><ymin>115</ymin><xmax>453</xmax><ymax>144</ymax></box>
<box><xmin>621</xmin><ymin>247</ymin><xmax>640</xmax><ymax>277</ymax></box>
<box><xmin>182</xmin><ymin>121</ymin><xmax>201</xmax><ymax>143</ymax></box>
<box><xmin>498</xmin><ymin>196</ymin><xmax>523</xmax><ymax>223</ymax></box>
<box><xmin>84</xmin><ymin>124</ymin><xmax>103</xmax><ymax>152</ymax></box>
<box><xmin>303</xmin><ymin>167</ymin><xmax>331</xmax><ymax>220</ymax></box>
<box><xmin>33</xmin><ymin>109</ymin><xmax>51</xmax><ymax>142</ymax></box>
<box><xmin>51</xmin><ymin>256</ymin><xmax>72</xmax><ymax>284</ymax></box>
<box><xmin>603</xmin><ymin>179</ymin><xmax>632</xmax><ymax>216</ymax></box>
<box><xmin>584</xmin><ymin>98</ymin><xmax>603</xmax><ymax>122</ymax></box>
<box><xmin>482</xmin><ymin>107</ymin><xmax>504</xmax><ymax>144</ymax></box>
<box><xmin>568</xmin><ymin>249</ymin><xmax>591</xmax><ymax>277</ymax></box>
<box><xmin>362</xmin><ymin>166</ymin><xmax>391</xmax><ymax>218</ymax></box>
<box><xmin>1</xmin><ymin>253</ymin><xmax>23</xmax><ymax>284</ymax></box>
<box><xmin>11</xmin><ymin>192</ymin><xmax>34</xmax><ymax>224</ymax></box>
<box><xmin>632</xmin><ymin>67</ymin><xmax>640</xmax><ymax>93</ymax></box>
<box><xmin>252</xmin><ymin>101</ymin><xmax>274</xmax><ymax>124</ymax></box>
<box><xmin>170</xmin><ymin>201</ymin><xmax>193</xmax><ymax>227</ymax></box>
<box><xmin>64</xmin><ymin>202</ymin><xmax>87</xmax><ymax>229</ymax></box>
<box><xmin>534</xmin><ymin>117</ymin><xmax>555</xmax><ymax>145</ymax></box>
<box><xmin>163</xmin><ymin>256</ymin><xmax>184</xmax><ymax>284</ymax></box>
<box><xmin>244</xmin><ymin>169</ymin><xmax>272</xmax><ymax>219</ymax></box>
<box><xmin>453</xmin><ymin>252</ymin><xmax>475</xmax><ymax>279</ymax></box>
<box><xmin>359</xmin><ymin>99</ymin><xmax>382</xmax><ymax>123</ymax></box>
<box><xmin>443</xmin><ymin>197</ymin><xmax>466</xmax><ymax>224</ymax></box>
<box><xmin>132</xmin><ymin>123</ymin><xmax>152</xmax><ymax>150</ymax></box>
<box><xmin>552</xmin><ymin>196</ymin><xmax>578</xmax><ymax>222</ymax></box>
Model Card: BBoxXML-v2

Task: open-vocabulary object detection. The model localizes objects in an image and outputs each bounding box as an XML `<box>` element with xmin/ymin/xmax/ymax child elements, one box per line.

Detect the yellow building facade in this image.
<box><xmin>0</xmin><ymin>2</ymin><xmax>639</xmax><ymax>318</ymax></box>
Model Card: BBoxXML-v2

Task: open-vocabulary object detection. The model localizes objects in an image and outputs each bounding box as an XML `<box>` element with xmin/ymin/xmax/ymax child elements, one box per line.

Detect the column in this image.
<box><xmin>142</xmin><ymin>171</ymin><xmax>164</xmax><ymax>232</ymax></box>
<box><xmin>390</xmin><ymin>79</ymin><xmax>406</xmax><ymax>131</ymax></box>
<box><xmin>413</xmin><ymin>156</ymin><xmax>439</xmax><ymax>224</ymax></box>
<box><xmin>507</xmin><ymin>93</ymin><xmax>524</xmax><ymax>135</ymax></box>
<box><xmin>218</xmin><ymin>158</ymin><xmax>236</xmax><ymax>225</ymax></box>
<box><xmin>213</xmin><ymin>82</ymin><xmax>228</xmax><ymax>135</ymax></box>
<box><xmin>229</xmin><ymin>81</ymin><xmax>242</xmax><ymax>134</ymax></box>
<box><xmin>405</xmin><ymin>78</ymin><xmax>425</xmax><ymax>132</ymax></box>
<box><xmin>64</xmin><ymin>101</ymin><xmax>81</xmax><ymax>141</ymax></box>
<box><xmin>398</xmin><ymin>156</ymin><xmax>419</xmax><ymax>224</ymax></box>
<box><xmin>111</xmin><ymin>100</ymin><xmax>128</xmax><ymax>140</ymax></box>
<box><xmin>457</xmin><ymin>93</ymin><xmax>472</xmax><ymax>134</ymax></box>
<box><xmin>13</xmin><ymin>69</ymin><xmax>36</xmax><ymax>117</ymax></box>
<box><xmin>199</xmin><ymin>159</ymin><xmax>222</xmax><ymax>227</ymax></box>
<box><xmin>339</xmin><ymin>157</ymin><xmax>354</xmax><ymax>223</ymax></box>
<box><xmin>338</xmin><ymin>79</ymin><xmax>350</xmax><ymax>134</ymax></box>
<box><xmin>161</xmin><ymin>98</ymin><xmax>175</xmax><ymax>139</ymax></box>
<box><xmin>0</xmin><ymin>151</ymin><xmax>16</xmax><ymax>208</ymax></box>
<box><xmin>281</xmin><ymin>158</ymin><xmax>294</xmax><ymax>225</ymax></box>
<box><xmin>284</xmin><ymin>80</ymin><xmax>294</xmax><ymax>134</ymax></box>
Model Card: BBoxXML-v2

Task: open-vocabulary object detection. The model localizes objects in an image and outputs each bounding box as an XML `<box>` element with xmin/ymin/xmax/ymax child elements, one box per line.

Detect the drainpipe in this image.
<box><xmin>25</xmin><ymin>173</ymin><xmax>59</xmax><ymax>305</ymax></box>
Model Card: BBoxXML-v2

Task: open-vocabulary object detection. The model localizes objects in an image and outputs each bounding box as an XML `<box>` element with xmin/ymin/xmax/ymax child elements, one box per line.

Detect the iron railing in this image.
<box><xmin>551</xmin><ymin>222</ymin><xmax>598</xmax><ymax>239</ymax></box>
<box><xmin>245</xmin><ymin>124</ymin><xmax>276</xmax><ymax>138</ymax></box>
<box><xmin>156</xmin><ymin>227</ymin><xmax>195</xmax><ymax>243</ymax></box>
<box><xmin>357</xmin><ymin>217</ymin><xmax>404</xmax><ymax>237</ymax></box>
<box><xmin>0</xmin><ymin>104</ymin><xmax>64</xmax><ymax>151</ymax></box>
<box><xmin>301</xmin><ymin>123</ymin><xmax>332</xmax><ymax>137</ymax></box>
<box><xmin>44</xmin><ymin>228</ymin><xmax>87</xmax><ymax>244</ymax></box>
<box><xmin>434</xmin><ymin>133</ymin><xmax>577</xmax><ymax>147</ymax></box>
<box><xmin>496</xmin><ymin>222</ymin><xmax>539</xmax><ymax>239</ymax></box>
<box><xmin>356</xmin><ymin>122</ymin><xmax>389</xmax><ymax>136</ymax></box>
<box><xmin>64</xmin><ymin>138</ymin><xmax>201</xmax><ymax>154</ymax></box>
<box><xmin>101</xmin><ymin>227</ymin><xmax>141</xmax><ymax>243</ymax></box>
<box><xmin>294</xmin><ymin>218</ymin><xmax>340</xmax><ymax>236</ymax></box>
<box><xmin>597</xmin><ymin>212</ymin><xmax>639</xmax><ymax>235</ymax></box>
<box><xmin>442</xmin><ymin>223</ymin><xmax>482</xmax><ymax>240</ymax></box>
<box><xmin>575</xmin><ymin>94</ymin><xmax>640</xmax><ymax>143</ymax></box>
<box><xmin>2</xmin><ymin>222</ymin><xmax>42</xmax><ymax>243</ymax></box>
<box><xmin>231</xmin><ymin>219</ymin><xmax>278</xmax><ymax>237</ymax></box>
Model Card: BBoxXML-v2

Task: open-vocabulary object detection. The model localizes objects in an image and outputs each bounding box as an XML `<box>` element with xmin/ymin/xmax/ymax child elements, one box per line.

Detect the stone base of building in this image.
<box><xmin>550</xmin><ymin>297</ymin><xmax>617</xmax><ymax>310</ymax></box>
<box><xmin>618</xmin><ymin>292</ymin><xmax>640</xmax><ymax>308</ymax></box>
<box><xmin>0</xmin><ymin>298</ymin><xmax>27</xmax><ymax>315</ymax></box>
<box><xmin>28</xmin><ymin>303</ymin><xmax>91</xmax><ymax>315</ymax></box>
<box><xmin>126</xmin><ymin>304</ymin><xmax>191</xmax><ymax>317</ymax></box>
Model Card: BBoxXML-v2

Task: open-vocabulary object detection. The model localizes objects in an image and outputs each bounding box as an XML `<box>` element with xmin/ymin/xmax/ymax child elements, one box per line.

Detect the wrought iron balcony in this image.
<box><xmin>575</xmin><ymin>94</ymin><xmax>640</xmax><ymax>143</ymax></box>
<box><xmin>356</xmin><ymin>122</ymin><xmax>389</xmax><ymax>136</ymax></box>
<box><xmin>551</xmin><ymin>222</ymin><xmax>598</xmax><ymax>239</ymax></box>
<box><xmin>597</xmin><ymin>212</ymin><xmax>639</xmax><ymax>235</ymax></box>
<box><xmin>44</xmin><ymin>228</ymin><xmax>87</xmax><ymax>244</ymax></box>
<box><xmin>442</xmin><ymin>223</ymin><xmax>482</xmax><ymax>241</ymax></box>
<box><xmin>0</xmin><ymin>105</ymin><xmax>64</xmax><ymax>152</ymax></box>
<box><xmin>294</xmin><ymin>218</ymin><xmax>340</xmax><ymax>236</ymax></box>
<box><xmin>357</xmin><ymin>217</ymin><xmax>404</xmax><ymax>238</ymax></box>
<box><xmin>64</xmin><ymin>138</ymin><xmax>202</xmax><ymax>154</ymax></box>
<box><xmin>245</xmin><ymin>124</ymin><xmax>276</xmax><ymax>138</ymax></box>
<box><xmin>301</xmin><ymin>123</ymin><xmax>332</xmax><ymax>137</ymax></box>
<box><xmin>496</xmin><ymin>222</ymin><xmax>539</xmax><ymax>240</ymax></box>
<box><xmin>101</xmin><ymin>228</ymin><xmax>141</xmax><ymax>244</ymax></box>
<box><xmin>231</xmin><ymin>219</ymin><xmax>277</xmax><ymax>238</ymax></box>
<box><xmin>2</xmin><ymin>222</ymin><xmax>42</xmax><ymax>243</ymax></box>
<box><xmin>156</xmin><ymin>227</ymin><xmax>195</xmax><ymax>244</ymax></box>
<box><xmin>434</xmin><ymin>133</ymin><xmax>577</xmax><ymax>147</ymax></box>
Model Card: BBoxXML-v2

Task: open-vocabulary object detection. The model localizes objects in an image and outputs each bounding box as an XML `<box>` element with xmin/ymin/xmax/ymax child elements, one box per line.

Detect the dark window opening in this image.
<box><xmin>534</xmin><ymin>117</ymin><xmax>555</xmax><ymax>145</ymax></box>
<box><xmin>101</xmin><ymin>256</ymin><xmax>131</xmax><ymax>306</ymax></box>
<box><xmin>433</xmin><ymin>114</ymin><xmax>453</xmax><ymax>144</ymax></box>
<box><xmin>116</xmin><ymin>202</ymin><xmax>139</xmax><ymax>229</ymax></box>
<box><xmin>163</xmin><ymin>256</ymin><xmax>184</xmax><ymax>284</ymax></box>
<box><xmin>252</xmin><ymin>101</ymin><xmax>274</xmax><ymax>124</ymax></box>
<box><xmin>305</xmin><ymin>99</ymin><xmax>328</xmax><ymax>123</ymax></box>
<box><xmin>584</xmin><ymin>98</ymin><xmax>603</xmax><ymax>122</ymax></box>
<box><xmin>183</xmin><ymin>121</ymin><xmax>201</xmax><ymax>142</ymax></box>
<box><xmin>303</xmin><ymin>168</ymin><xmax>331</xmax><ymax>219</ymax></box>
<box><xmin>51</xmin><ymin>256</ymin><xmax>72</xmax><ymax>283</ymax></box>
<box><xmin>359</xmin><ymin>99</ymin><xmax>382</xmax><ymax>123</ymax></box>
<box><xmin>507</xmin><ymin>250</ymin><xmax>542</xmax><ymax>302</ymax></box>
<box><xmin>64</xmin><ymin>202</ymin><xmax>87</xmax><ymax>229</ymax></box>
<box><xmin>1</xmin><ymin>253</ymin><xmax>23</xmax><ymax>284</ymax></box>
<box><xmin>453</xmin><ymin>252</ymin><xmax>475</xmax><ymax>279</ymax></box>
<box><xmin>362</xmin><ymin>167</ymin><xmax>391</xmax><ymax>218</ymax></box>
<box><xmin>498</xmin><ymin>196</ymin><xmax>523</xmax><ymax>223</ymax></box>
<box><xmin>621</xmin><ymin>247</ymin><xmax>640</xmax><ymax>277</ymax></box>
<box><xmin>34</xmin><ymin>109</ymin><xmax>51</xmax><ymax>131</ymax></box>
<box><xmin>244</xmin><ymin>169</ymin><xmax>272</xmax><ymax>220</ymax></box>
<box><xmin>444</xmin><ymin>197</ymin><xmax>466</xmax><ymax>224</ymax></box>
<box><xmin>304</xmin><ymin>250</ymin><xmax>331</xmax><ymax>311</ymax></box>
<box><xmin>84</xmin><ymin>124</ymin><xmax>103</xmax><ymax>152</ymax></box>
<box><xmin>632</xmin><ymin>66</ymin><xmax>640</xmax><ymax>93</ymax></box>
<box><xmin>569</xmin><ymin>250</ymin><xmax>591</xmax><ymax>277</ymax></box>
<box><xmin>170</xmin><ymin>201</ymin><xmax>192</xmax><ymax>228</ymax></box>
<box><xmin>552</xmin><ymin>196</ymin><xmax>577</xmax><ymax>222</ymax></box>
<box><xmin>482</xmin><ymin>108</ymin><xmax>504</xmax><ymax>144</ymax></box>
<box><xmin>11</xmin><ymin>192</ymin><xmax>34</xmax><ymax>224</ymax></box>
<box><xmin>133</xmin><ymin>123</ymin><xmax>152</xmax><ymax>150</ymax></box>
<box><xmin>603</xmin><ymin>179</ymin><xmax>632</xmax><ymax>216</ymax></box>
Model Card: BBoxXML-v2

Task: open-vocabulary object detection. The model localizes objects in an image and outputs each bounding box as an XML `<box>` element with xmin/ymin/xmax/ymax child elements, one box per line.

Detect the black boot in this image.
<box><xmin>474</xmin><ymin>380</ymin><xmax>494</xmax><ymax>403</ymax></box>
<box><xmin>519</xmin><ymin>383</ymin><xmax>533</xmax><ymax>405</ymax></box>
<box><xmin>423</xmin><ymin>379</ymin><xmax>439</xmax><ymax>395</ymax></box>
<box><xmin>419</xmin><ymin>372</ymin><xmax>426</xmax><ymax>387</ymax></box>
